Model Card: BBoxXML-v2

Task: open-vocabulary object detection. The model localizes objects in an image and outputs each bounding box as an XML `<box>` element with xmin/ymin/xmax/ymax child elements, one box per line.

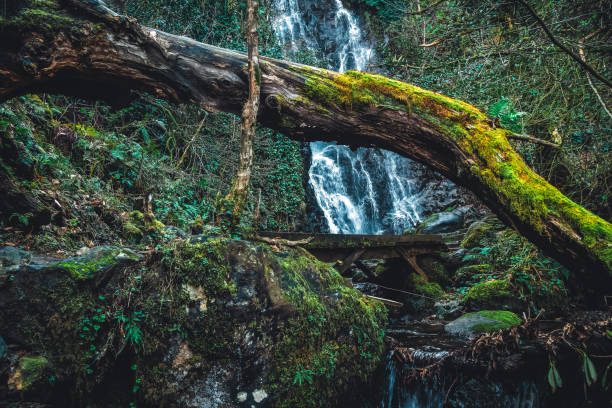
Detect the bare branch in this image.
<box><xmin>517</xmin><ymin>0</ymin><xmax>612</xmax><ymax>89</ymax></box>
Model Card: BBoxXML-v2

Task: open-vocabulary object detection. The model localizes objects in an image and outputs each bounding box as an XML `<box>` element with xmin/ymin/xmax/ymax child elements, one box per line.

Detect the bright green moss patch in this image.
<box><xmin>57</xmin><ymin>253</ymin><xmax>117</xmax><ymax>278</ymax></box>
<box><xmin>408</xmin><ymin>274</ymin><xmax>444</xmax><ymax>299</ymax></box>
<box><xmin>55</xmin><ymin>246</ymin><xmax>140</xmax><ymax>279</ymax></box>
<box><xmin>466</xmin><ymin>310</ymin><xmax>521</xmax><ymax>332</ymax></box>
<box><xmin>17</xmin><ymin>356</ymin><xmax>48</xmax><ymax>390</ymax></box>
<box><xmin>463</xmin><ymin>278</ymin><xmax>521</xmax><ymax>310</ymax></box>
<box><xmin>4</xmin><ymin>0</ymin><xmax>75</xmax><ymax>33</ymax></box>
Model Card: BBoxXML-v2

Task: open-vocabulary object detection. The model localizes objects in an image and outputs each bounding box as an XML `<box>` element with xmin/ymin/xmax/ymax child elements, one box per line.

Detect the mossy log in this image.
<box><xmin>0</xmin><ymin>0</ymin><xmax>610</xmax><ymax>292</ymax></box>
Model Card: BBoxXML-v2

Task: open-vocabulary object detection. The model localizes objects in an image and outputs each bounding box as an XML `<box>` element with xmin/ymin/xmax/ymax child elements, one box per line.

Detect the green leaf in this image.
<box><xmin>602</xmin><ymin>361</ymin><xmax>612</xmax><ymax>390</ymax></box>
<box><xmin>552</xmin><ymin>363</ymin><xmax>562</xmax><ymax>388</ymax></box>
<box><xmin>585</xmin><ymin>356</ymin><xmax>597</xmax><ymax>385</ymax></box>
<box><xmin>548</xmin><ymin>364</ymin><xmax>557</xmax><ymax>392</ymax></box>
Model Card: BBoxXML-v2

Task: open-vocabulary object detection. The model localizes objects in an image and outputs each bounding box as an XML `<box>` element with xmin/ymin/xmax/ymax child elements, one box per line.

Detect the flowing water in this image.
<box><xmin>273</xmin><ymin>0</ymin><xmax>422</xmax><ymax>234</ymax></box>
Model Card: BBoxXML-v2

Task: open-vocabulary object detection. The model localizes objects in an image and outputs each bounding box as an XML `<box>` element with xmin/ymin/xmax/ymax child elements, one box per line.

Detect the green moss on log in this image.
<box><xmin>293</xmin><ymin>67</ymin><xmax>612</xmax><ymax>277</ymax></box>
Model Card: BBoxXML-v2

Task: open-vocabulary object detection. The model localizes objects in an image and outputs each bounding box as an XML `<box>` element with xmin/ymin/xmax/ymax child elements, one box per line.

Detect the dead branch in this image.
<box><xmin>254</xmin><ymin>235</ymin><xmax>314</xmax><ymax>247</ymax></box>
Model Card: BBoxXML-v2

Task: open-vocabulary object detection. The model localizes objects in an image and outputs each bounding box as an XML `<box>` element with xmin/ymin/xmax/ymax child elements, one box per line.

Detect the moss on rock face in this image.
<box><xmin>408</xmin><ymin>273</ymin><xmax>445</xmax><ymax>299</ymax></box>
<box><xmin>445</xmin><ymin>310</ymin><xmax>521</xmax><ymax>337</ymax></box>
<box><xmin>55</xmin><ymin>246</ymin><xmax>141</xmax><ymax>278</ymax></box>
<box><xmin>467</xmin><ymin>310</ymin><xmax>521</xmax><ymax>332</ymax></box>
<box><xmin>461</xmin><ymin>221</ymin><xmax>492</xmax><ymax>249</ymax></box>
<box><xmin>463</xmin><ymin>278</ymin><xmax>522</xmax><ymax>310</ymax></box>
<box><xmin>1</xmin><ymin>238</ymin><xmax>386</xmax><ymax>407</ymax></box>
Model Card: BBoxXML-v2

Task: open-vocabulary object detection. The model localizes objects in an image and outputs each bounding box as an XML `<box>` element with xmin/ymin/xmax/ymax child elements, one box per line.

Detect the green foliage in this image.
<box><xmin>292</xmin><ymin>363</ymin><xmax>314</xmax><ymax>386</ymax></box>
<box><xmin>548</xmin><ymin>360</ymin><xmax>563</xmax><ymax>393</ymax></box>
<box><xmin>489</xmin><ymin>98</ymin><xmax>527</xmax><ymax>134</ymax></box>
<box><xmin>370</xmin><ymin>0</ymin><xmax>611</xmax><ymax>219</ymax></box>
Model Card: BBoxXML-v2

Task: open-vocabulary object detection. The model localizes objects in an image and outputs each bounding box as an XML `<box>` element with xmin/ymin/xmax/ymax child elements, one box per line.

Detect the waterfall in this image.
<box><xmin>272</xmin><ymin>0</ymin><xmax>422</xmax><ymax>234</ymax></box>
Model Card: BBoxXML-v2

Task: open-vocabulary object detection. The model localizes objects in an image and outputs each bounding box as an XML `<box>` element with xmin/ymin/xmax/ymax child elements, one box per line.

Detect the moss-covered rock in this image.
<box><xmin>461</xmin><ymin>221</ymin><xmax>492</xmax><ymax>249</ymax></box>
<box><xmin>417</xmin><ymin>255</ymin><xmax>450</xmax><ymax>285</ymax></box>
<box><xmin>445</xmin><ymin>310</ymin><xmax>521</xmax><ymax>338</ymax></box>
<box><xmin>54</xmin><ymin>245</ymin><xmax>141</xmax><ymax>278</ymax></box>
<box><xmin>0</xmin><ymin>239</ymin><xmax>387</xmax><ymax>407</ymax></box>
<box><xmin>463</xmin><ymin>278</ymin><xmax>523</xmax><ymax>311</ymax></box>
<box><xmin>408</xmin><ymin>273</ymin><xmax>445</xmax><ymax>299</ymax></box>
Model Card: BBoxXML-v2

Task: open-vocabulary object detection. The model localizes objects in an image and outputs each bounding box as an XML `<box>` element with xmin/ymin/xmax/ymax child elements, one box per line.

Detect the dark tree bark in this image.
<box><xmin>0</xmin><ymin>0</ymin><xmax>610</xmax><ymax>292</ymax></box>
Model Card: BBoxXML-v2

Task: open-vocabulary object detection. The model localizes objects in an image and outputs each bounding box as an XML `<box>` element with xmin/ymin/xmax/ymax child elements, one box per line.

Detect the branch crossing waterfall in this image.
<box><xmin>273</xmin><ymin>0</ymin><xmax>422</xmax><ymax>234</ymax></box>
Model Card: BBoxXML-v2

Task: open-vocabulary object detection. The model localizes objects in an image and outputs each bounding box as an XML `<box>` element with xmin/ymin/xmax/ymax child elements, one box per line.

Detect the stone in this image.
<box><xmin>447</xmin><ymin>248</ymin><xmax>467</xmax><ymax>265</ymax></box>
<box><xmin>434</xmin><ymin>299</ymin><xmax>464</xmax><ymax>320</ymax></box>
<box><xmin>461</xmin><ymin>221</ymin><xmax>492</xmax><ymax>249</ymax></box>
<box><xmin>445</xmin><ymin>310</ymin><xmax>521</xmax><ymax>338</ymax></box>
<box><xmin>463</xmin><ymin>278</ymin><xmax>524</xmax><ymax>311</ymax></box>
<box><xmin>53</xmin><ymin>246</ymin><xmax>142</xmax><ymax>279</ymax></box>
<box><xmin>0</xmin><ymin>246</ymin><xmax>32</xmax><ymax>268</ymax></box>
<box><xmin>183</xmin><ymin>284</ymin><xmax>208</xmax><ymax>313</ymax></box>
<box><xmin>415</xmin><ymin>211</ymin><xmax>464</xmax><ymax>234</ymax></box>
<box><xmin>252</xmin><ymin>388</ymin><xmax>268</xmax><ymax>403</ymax></box>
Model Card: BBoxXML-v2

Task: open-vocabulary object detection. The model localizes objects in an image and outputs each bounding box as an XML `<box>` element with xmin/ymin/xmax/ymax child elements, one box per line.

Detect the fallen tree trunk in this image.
<box><xmin>0</xmin><ymin>0</ymin><xmax>610</xmax><ymax>292</ymax></box>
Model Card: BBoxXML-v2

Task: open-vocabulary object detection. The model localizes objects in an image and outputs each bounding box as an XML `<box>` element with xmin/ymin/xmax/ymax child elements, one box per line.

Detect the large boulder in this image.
<box><xmin>0</xmin><ymin>239</ymin><xmax>387</xmax><ymax>408</ymax></box>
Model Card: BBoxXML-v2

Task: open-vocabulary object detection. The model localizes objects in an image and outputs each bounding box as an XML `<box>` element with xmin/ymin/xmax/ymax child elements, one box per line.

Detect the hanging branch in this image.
<box><xmin>517</xmin><ymin>0</ymin><xmax>612</xmax><ymax>90</ymax></box>
<box><xmin>578</xmin><ymin>30</ymin><xmax>612</xmax><ymax>120</ymax></box>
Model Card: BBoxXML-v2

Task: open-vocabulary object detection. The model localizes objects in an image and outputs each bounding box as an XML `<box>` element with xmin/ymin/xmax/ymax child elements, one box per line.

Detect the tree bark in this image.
<box><xmin>226</xmin><ymin>0</ymin><xmax>260</xmax><ymax>223</ymax></box>
<box><xmin>0</xmin><ymin>0</ymin><xmax>610</xmax><ymax>292</ymax></box>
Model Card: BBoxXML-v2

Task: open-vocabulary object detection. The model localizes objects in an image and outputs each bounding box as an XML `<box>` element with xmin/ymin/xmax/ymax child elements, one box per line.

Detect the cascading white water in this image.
<box><xmin>272</xmin><ymin>0</ymin><xmax>422</xmax><ymax>235</ymax></box>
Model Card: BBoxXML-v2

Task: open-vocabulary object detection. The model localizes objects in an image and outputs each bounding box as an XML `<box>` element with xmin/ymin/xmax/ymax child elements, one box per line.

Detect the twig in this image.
<box><xmin>254</xmin><ymin>235</ymin><xmax>314</xmax><ymax>247</ymax></box>
<box><xmin>176</xmin><ymin>115</ymin><xmax>207</xmax><ymax>168</ymax></box>
<box><xmin>365</xmin><ymin>282</ymin><xmax>439</xmax><ymax>300</ymax></box>
<box><xmin>507</xmin><ymin>132</ymin><xmax>560</xmax><ymax>148</ymax></box>
<box><xmin>443</xmin><ymin>377</ymin><xmax>458</xmax><ymax>407</ymax></box>
<box><xmin>578</xmin><ymin>30</ymin><xmax>612</xmax><ymax>120</ymax></box>
<box><xmin>419</xmin><ymin>28</ymin><xmax>476</xmax><ymax>47</ymax></box>
<box><xmin>407</xmin><ymin>0</ymin><xmax>447</xmax><ymax>15</ymax></box>
<box><xmin>517</xmin><ymin>0</ymin><xmax>612</xmax><ymax>89</ymax></box>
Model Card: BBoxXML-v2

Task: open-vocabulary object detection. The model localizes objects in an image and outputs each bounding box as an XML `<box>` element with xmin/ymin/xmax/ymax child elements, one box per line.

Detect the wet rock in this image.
<box><xmin>447</xmin><ymin>248</ymin><xmax>467</xmax><ymax>265</ymax></box>
<box><xmin>0</xmin><ymin>246</ymin><xmax>32</xmax><ymax>270</ymax></box>
<box><xmin>163</xmin><ymin>225</ymin><xmax>189</xmax><ymax>240</ymax></box>
<box><xmin>445</xmin><ymin>310</ymin><xmax>521</xmax><ymax>338</ymax></box>
<box><xmin>415</xmin><ymin>211</ymin><xmax>464</xmax><ymax>234</ymax></box>
<box><xmin>434</xmin><ymin>299</ymin><xmax>464</xmax><ymax>320</ymax></box>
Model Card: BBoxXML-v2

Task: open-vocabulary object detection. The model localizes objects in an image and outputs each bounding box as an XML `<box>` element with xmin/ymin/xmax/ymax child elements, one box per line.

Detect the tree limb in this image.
<box><xmin>254</xmin><ymin>235</ymin><xmax>314</xmax><ymax>247</ymax></box>
<box><xmin>506</xmin><ymin>133</ymin><xmax>560</xmax><ymax>148</ymax></box>
<box><xmin>516</xmin><ymin>0</ymin><xmax>612</xmax><ymax>89</ymax></box>
<box><xmin>577</xmin><ymin>30</ymin><xmax>612</xmax><ymax>120</ymax></box>
<box><xmin>0</xmin><ymin>0</ymin><xmax>610</xmax><ymax>293</ymax></box>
